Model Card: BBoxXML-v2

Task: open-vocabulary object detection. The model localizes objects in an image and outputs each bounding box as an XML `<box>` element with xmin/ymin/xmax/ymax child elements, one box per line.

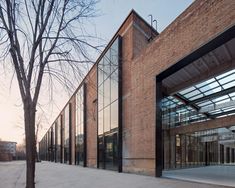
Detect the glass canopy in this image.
<box><xmin>162</xmin><ymin>68</ymin><xmax>235</xmax><ymax>128</ymax></box>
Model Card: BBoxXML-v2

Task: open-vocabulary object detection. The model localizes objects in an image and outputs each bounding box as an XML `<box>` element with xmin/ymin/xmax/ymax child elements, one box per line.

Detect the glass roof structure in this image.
<box><xmin>162</xmin><ymin>68</ymin><xmax>235</xmax><ymax>128</ymax></box>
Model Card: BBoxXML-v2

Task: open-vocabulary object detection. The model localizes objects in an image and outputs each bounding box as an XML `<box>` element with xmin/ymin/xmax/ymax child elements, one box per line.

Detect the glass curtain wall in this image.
<box><xmin>51</xmin><ymin>124</ymin><xmax>55</xmax><ymax>162</ymax></box>
<box><xmin>56</xmin><ymin>116</ymin><xmax>62</xmax><ymax>163</ymax></box>
<box><xmin>162</xmin><ymin>69</ymin><xmax>235</xmax><ymax>170</ymax></box>
<box><xmin>39</xmin><ymin>137</ymin><xmax>46</xmax><ymax>160</ymax></box>
<box><xmin>98</xmin><ymin>37</ymin><xmax>120</xmax><ymax>171</ymax></box>
<box><xmin>48</xmin><ymin>129</ymin><xmax>51</xmax><ymax>161</ymax></box>
<box><xmin>75</xmin><ymin>85</ymin><xmax>85</xmax><ymax>166</ymax></box>
<box><xmin>40</xmin><ymin>133</ymin><xmax>48</xmax><ymax>161</ymax></box>
<box><xmin>64</xmin><ymin>104</ymin><xmax>71</xmax><ymax>164</ymax></box>
<box><xmin>45</xmin><ymin>133</ymin><xmax>48</xmax><ymax>160</ymax></box>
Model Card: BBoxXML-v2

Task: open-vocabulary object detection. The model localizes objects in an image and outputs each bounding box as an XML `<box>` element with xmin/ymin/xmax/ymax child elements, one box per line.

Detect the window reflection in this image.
<box><xmin>111</xmin><ymin>70</ymin><xmax>118</xmax><ymax>103</ymax></box>
<box><xmin>75</xmin><ymin>85</ymin><xmax>85</xmax><ymax>166</ymax></box>
<box><xmin>104</xmin><ymin>106</ymin><xmax>110</xmax><ymax>132</ymax></box>
<box><xmin>56</xmin><ymin>117</ymin><xmax>61</xmax><ymax>163</ymax></box>
<box><xmin>104</xmin><ymin>78</ymin><xmax>111</xmax><ymax>107</ymax></box>
<box><xmin>64</xmin><ymin>104</ymin><xmax>70</xmax><ymax>164</ymax></box>
<box><xmin>111</xmin><ymin>101</ymin><xmax>118</xmax><ymax>130</ymax></box>
<box><xmin>164</xmin><ymin>127</ymin><xmax>235</xmax><ymax>170</ymax></box>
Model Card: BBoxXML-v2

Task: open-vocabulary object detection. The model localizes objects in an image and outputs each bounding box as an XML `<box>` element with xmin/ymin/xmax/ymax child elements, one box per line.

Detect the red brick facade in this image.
<box><xmin>39</xmin><ymin>0</ymin><xmax>235</xmax><ymax>176</ymax></box>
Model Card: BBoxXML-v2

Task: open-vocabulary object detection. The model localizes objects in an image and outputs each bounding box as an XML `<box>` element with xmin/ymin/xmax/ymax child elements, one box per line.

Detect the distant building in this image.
<box><xmin>0</xmin><ymin>141</ymin><xmax>17</xmax><ymax>161</ymax></box>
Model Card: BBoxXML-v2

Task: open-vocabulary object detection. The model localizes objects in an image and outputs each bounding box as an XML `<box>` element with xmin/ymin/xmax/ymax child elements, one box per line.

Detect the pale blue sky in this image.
<box><xmin>0</xmin><ymin>0</ymin><xmax>194</xmax><ymax>144</ymax></box>
<box><xmin>94</xmin><ymin>0</ymin><xmax>194</xmax><ymax>41</ymax></box>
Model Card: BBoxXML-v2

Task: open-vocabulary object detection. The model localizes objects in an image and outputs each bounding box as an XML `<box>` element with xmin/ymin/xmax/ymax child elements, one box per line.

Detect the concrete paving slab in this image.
<box><xmin>163</xmin><ymin>165</ymin><xmax>235</xmax><ymax>188</ymax></box>
<box><xmin>0</xmin><ymin>161</ymin><xmax>232</xmax><ymax>188</ymax></box>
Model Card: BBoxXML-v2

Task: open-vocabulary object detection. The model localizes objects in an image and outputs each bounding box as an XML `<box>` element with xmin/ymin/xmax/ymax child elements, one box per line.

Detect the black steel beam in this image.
<box><xmin>60</xmin><ymin>115</ymin><xmax>63</xmax><ymax>163</ymax></box>
<box><xmin>174</xmin><ymin>94</ymin><xmax>212</xmax><ymax>119</ymax></box>
<box><xmin>174</xmin><ymin>94</ymin><xmax>199</xmax><ymax>111</ymax></box>
<box><xmin>118</xmin><ymin>36</ymin><xmax>123</xmax><ymax>173</ymax></box>
<box><xmin>69</xmin><ymin>103</ymin><xmax>72</xmax><ymax>165</ymax></box>
<box><xmin>84</xmin><ymin>83</ymin><xmax>87</xmax><ymax>167</ymax></box>
<box><xmin>155</xmin><ymin>80</ymin><xmax>163</xmax><ymax>177</ymax></box>
<box><xmin>156</xmin><ymin>24</ymin><xmax>235</xmax><ymax>81</ymax></box>
<box><xmin>55</xmin><ymin>122</ymin><xmax>57</xmax><ymax>163</ymax></box>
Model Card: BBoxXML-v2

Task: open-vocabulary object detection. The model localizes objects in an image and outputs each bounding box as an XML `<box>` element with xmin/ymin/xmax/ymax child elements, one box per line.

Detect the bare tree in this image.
<box><xmin>0</xmin><ymin>0</ymin><xmax>100</xmax><ymax>187</ymax></box>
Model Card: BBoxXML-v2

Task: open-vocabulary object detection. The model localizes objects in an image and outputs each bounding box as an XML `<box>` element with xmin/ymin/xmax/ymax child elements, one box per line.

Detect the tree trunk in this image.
<box><xmin>24</xmin><ymin>99</ymin><xmax>36</xmax><ymax>188</ymax></box>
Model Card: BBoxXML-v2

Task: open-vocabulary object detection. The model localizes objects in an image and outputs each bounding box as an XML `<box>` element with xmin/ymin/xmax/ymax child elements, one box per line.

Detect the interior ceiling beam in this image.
<box><xmin>169</xmin><ymin>114</ymin><xmax>235</xmax><ymax>136</ymax></box>
<box><xmin>174</xmin><ymin>94</ymin><xmax>212</xmax><ymax>119</ymax></box>
<box><xmin>166</xmin><ymin>58</ymin><xmax>235</xmax><ymax>95</ymax></box>
<box><xmin>210</xmin><ymin>109</ymin><xmax>235</xmax><ymax>119</ymax></box>
<box><xmin>200</xmin><ymin>100</ymin><xmax>235</xmax><ymax>113</ymax></box>
<box><xmin>189</xmin><ymin>86</ymin><xmax>235</xmax><ymax>105</ymax></box>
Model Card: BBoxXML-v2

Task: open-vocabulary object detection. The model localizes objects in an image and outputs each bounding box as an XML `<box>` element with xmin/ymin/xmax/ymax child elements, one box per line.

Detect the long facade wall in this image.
<box><xmin>39</xmin><ymin>0</ymin><xmax>235</xmax><ymax>176</ymax></box>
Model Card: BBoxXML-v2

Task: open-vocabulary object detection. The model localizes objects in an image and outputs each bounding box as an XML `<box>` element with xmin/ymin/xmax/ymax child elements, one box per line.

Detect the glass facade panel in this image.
<box><xmin>111</xmin><ymin>101</ymin><xmax>118</xmax><ymax>130</ymax></box>
<box><xmin>75</xmin><ymin>85</ymin><xmax>85</xmax><ymax>166</ymax></box>
<box><xmin>103</xmin><ymin>52</ymin><xmax>111</xmax><ymax>80</ymax></box>
<box><xmin>104</xmin><ymin>78</ymin><xmax>111</xmax><ymax>107</ymax></box>
<box><xmin>163</xmin><ymin>127</ymin><xmax>235</xmax><ymax>170</ymax></box>
<box><xmin>98</xmin><ymin>84</ymin><xmax>104</xmax><ymax>111</ymax></box>
<box><xmin>51</xmin><ymin>124</ymin><xmax>55</xmax><ymax>162</ymax></box>
<box><xmin>98</xmin><ymin>62</ymin><xmax>104</xmax><ymax>86</ymax></box>
<box><xmin>110</xmin><ymin>70</ymin><xmax>118</xmax><ymax>103</ymax></box>
<box><xmin>39</xmin><ymin>135</ymin><xmax>47</xmax><ymax>161</ymax></box>
<box><xmin>98</xmin><ymin>110</ymin><xmax>103</xmax><ymax>135</ymax></box>
<box><xmin>56</xmin><ymin>117</ymin><xmax>61</xmax><ymax>163</ymax></box>
<box><xmin>104</xmin><ymin>133</ymin><xmax>118</xmax><ymax>170</ymax></box>
<box><xmin>48</xmin><ymin>129</ymin><xmax>51</xmax><ymax>161</ymax></box>
<box><xmin>98</xmin><ymin>37</ymin><xmax>120</xmax><ymax>171</ymax></box>
<box><xmin>64</xmin><ymin>104</ymin><xmax>70</xmax><ymax>164</ymax></box>
<box><xmin>162</xmin><ymin>68</ymin><xmax>235</xmax><ymax>170</ymax></box>
<box><xmin>104</xmin><ymin>106</ymin><xmax>110</xmax><ymax>133</ymax></box>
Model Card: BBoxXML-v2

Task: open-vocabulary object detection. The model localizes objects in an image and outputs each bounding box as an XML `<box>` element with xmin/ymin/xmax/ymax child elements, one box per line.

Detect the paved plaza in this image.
<box><xmin>0</xmin><ymin>161</ymin><xmax>233</xmax><ymax>188</ymax></box>
<box><xmin>163</xmin><ymin>165</ymin><xmax>235</xmax><ymax>187</ymax></box>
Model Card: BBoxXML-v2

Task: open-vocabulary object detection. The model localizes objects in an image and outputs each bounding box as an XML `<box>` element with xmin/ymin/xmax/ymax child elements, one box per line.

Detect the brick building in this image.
<box><xmin>39</xmin><ymin>0</ymin><xmax>235</xmax><ymax>178</ymax></box>
<box><xmin>0</xmin><ymin>141</ymin><xmax>17</xmax><ymax>161</ymax></box>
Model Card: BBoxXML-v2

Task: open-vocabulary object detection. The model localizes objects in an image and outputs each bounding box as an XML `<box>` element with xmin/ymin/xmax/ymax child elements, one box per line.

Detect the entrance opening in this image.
<box><xmin>157</xmin><ymin>31</ymin><xmax>235</xmax><ymax>186</ymax></box>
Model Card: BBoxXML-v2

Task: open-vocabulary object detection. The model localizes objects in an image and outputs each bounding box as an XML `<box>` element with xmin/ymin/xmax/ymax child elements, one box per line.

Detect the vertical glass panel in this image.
<box><xmin>111</xmin><ymin>70</ymin><xmax>118</xmax><ymax>103</ymax></box>
<box><xmin>48</xmin><ymin>130</ymin><xmax>51</xmax><ymax>161</ymax></box>
<box><xmin>98</xmin><ymin>110</ymin><xmax>104</xmax><ymax>135</ymax></box>
<box><xmin>98</xmin><ymin>62</ymin><xmax>104</xmax><ymax>86</ymax></box>
<box><xmin>110</xmin><ymin>39</ymin><xmax>119</xmax><ymax>73</ymax></box>
<box><xmin>103</xmin><ymin>51</ymin><xmax>111</xmax><ymax>80</ymax></box>
<box><xmin>103</xmin><ymin>78</ymin><xmax>111</xmax><ymax>107</ymax></box>
<box><xmin>111</xmin><ymin>101</ymin><xmax>118</xmax><ymax>130</ymax></box>
<box><xmin>103</xmin><ymin>54</ymin><xmax>111</xmax><ymax>80</ymax></box>
<box><xmin>98</xmin><ymin>84</ymin><xmax>104</xmax><ymax>111</ymax></box>
<box><xmin>52</xmin><ymin>125</ymin><xmax>55</xmax><ymax>162</ymax></box>
<box><xmin>75</xmin><ymin>85</ymin><xmax>84</xmax><ymax>166</ymax></box>
<box><xmin>104</xmin><ymin>106</ymin><xmax>110</xmax><ymax>133</ymax></box>
<box><xmin>98</xmin><ymin>136</ymin><xmax>104</xmax><ymax>168</ymax></box>
<box><xmin>97</xmin><ymin>37</ymin><xmax>120</xmax><ymax>171</ymax></box>
<box><xmin>64</xmin><ymin>105</ymin><xmax>70</xmax><ymax>164</ymax></box>
<box><xmin>56</xmin><ymin>118</ymin><xmax>61</xmax><ymax>163</ymax></box>
<box><xmin>104</xmin><ymin>133</ymin><xmax>118</xmax><ymax>170</ymax></box>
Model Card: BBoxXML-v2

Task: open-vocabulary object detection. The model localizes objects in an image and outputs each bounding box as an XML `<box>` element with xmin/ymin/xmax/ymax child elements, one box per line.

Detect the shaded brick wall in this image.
<box><xmin>86</xmin><ymin>65</ymin><xmax>98</xmax><ymax>167</ymax></box>
<box><xmin>121</xmin><ymin>13</ymin><xmax>157</xmax><ymax>176</ymax></box>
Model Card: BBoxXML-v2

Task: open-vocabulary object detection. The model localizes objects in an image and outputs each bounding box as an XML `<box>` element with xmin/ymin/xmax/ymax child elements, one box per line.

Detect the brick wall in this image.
<box><xmin>40</xmin><ymin>0</ymin><xmax>235</xmax><ymax>176</ymax></box>
<box><xmin>127</xmin><ymin>0</ymin><xmax>235</xmax><ymax>175</ymax></box>
<box><xmin>86</xmin><ymin>65</ymin><xmax>98</xmax><ymax>167</ymax></box>
<box><xmin>121</xmin><ymin>12</ymin><xmax>157</xmax><ymax>176</ymax></box>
